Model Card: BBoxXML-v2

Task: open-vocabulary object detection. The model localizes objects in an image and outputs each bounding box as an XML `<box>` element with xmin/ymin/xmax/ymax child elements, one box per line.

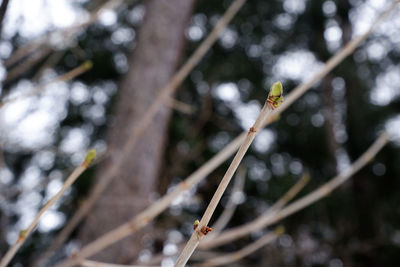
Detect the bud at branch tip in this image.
<box><xmin>267</xmin><ymin>81</ymin><xmax>284</xmax><ymax>109</ymax></box>
<box><xmin>84</xmin><ymin>149</ymin><xmax>96</xmax><ymax>167</ymax></box>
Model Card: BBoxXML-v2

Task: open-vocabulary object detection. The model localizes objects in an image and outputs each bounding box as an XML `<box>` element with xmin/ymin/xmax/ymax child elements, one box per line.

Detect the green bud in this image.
<box><xmin>84</xmin><ymin>149</ymin><xmax>96</xmax><ymax>166</ymax></box>
<box><xmin>19</xmin><ymin>229</ymin><xmax>27</xmax><ymax>239</ymax></box>
<box><xmin>83</xmin><ymin>61</ymin><xmax>93</xmax><ymax>70</ymax></box>
<box><xmin>270</xmin><ymin>81</ymin><xmax>283</xmax><ymax>97</ymax></box>
<box><xmin>274</xmin><ymin>225</ymin><xmax>285</xmax><ymax>235</ymax></box>
<box><xmin>193</xmin><ymin>220</ymin><xmax>200</xmax><ymax>230</ymax></box>
<box><xmin>267</xmin><ymin>81</ymin><xmax>284</xmax><ymax>109</ymax></box>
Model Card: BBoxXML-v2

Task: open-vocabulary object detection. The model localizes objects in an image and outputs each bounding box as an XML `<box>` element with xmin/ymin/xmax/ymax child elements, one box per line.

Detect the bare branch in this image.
<box><xmin>4</xmin><ymin>0</ymin><xmax>125</xmax><ymax>68</ymax></box>
<box><xmin>0</xmin><ymin>150</ymin><xmax>96</xmax><ymax>267</ymax></box>
<box><xmin>167</xmin><ymin>98</ymin><xmax>195</xmax><ymax>115</ymax></box>
<box><xmin>210</xmin><ymin>167</ymin><xmax>247</xmax><ymax>236</ymax></box>
<box><xmin>199</xmin><ymin>133</ymin><xmax>389</xmax><ymax>249</ymax></box>
<box><xmin>194</xmin><ymin>227</ymin><xmax>284</xmax><ymax>267</ymax></box>
<box><xmin>199</xmin><ymin>170</ymin><xmax>309</xmax><ymax>250</ymax></box>
<box><xmin>0</xmin><ymin>61</ymin><xmax>92</xmax><ymax>109</ymax></box>
<box><xmin>80</xmin><ymin>260</ymin><xmax>158</xmax><ymax>267</ymax></box>
<box><xmin>174</xmin><ymin>83</ymin><xmax>282</xmax><ymax>267</ymax></box>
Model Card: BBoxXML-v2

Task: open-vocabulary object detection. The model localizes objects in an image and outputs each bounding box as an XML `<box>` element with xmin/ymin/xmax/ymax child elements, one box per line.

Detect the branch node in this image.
<box><xmin>200</xmin><ymin>226</ymin><xmax>213</xmax><ymax>236</ymax></box>
<box><xmin>17</xmin><ymin>230</ymin><xmax>27</xmax><ymax>242</ymax></box>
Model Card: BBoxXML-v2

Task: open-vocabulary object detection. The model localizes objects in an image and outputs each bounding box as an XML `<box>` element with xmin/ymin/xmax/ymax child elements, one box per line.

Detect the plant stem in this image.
<box><xmin>0</xmin><ymin>150</ymin><xmax>95</xmax><ymax>267</ymax></box>
<box><xmin>199</xmin><ymin>133</ymin><xmax>389</xmax><ymax>249</ymax></box>
<box><xmin>174</xmin><ymin>94</ymin><xmax>276</xmax><ymax>267</ymax></box>
<box><xmin>194</xmin><ymin>227</ymin><xmax>283</xmax><ymax>267</ymax></box>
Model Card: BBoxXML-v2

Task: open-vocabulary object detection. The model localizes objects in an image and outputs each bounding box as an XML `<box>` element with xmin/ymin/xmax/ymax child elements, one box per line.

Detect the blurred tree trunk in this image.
<box><xmin>78</xmin><ymin>0</ymin><xmax>195</xmax><ymax>263</ymax></box>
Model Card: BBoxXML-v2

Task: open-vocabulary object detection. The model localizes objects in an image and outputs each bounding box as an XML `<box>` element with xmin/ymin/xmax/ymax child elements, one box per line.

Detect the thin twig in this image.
<box><xmin>3</xmin><ymin>46</ymin><xmax>52</xmax><ymax>83</ymax></box>
<box><xmin>0</xmin><ymin>61</ymin><xmax>92</xmax><ymax>109</ymax></box>
<box><xmin>0</xmin><ymin>150</ymin><xmax>96</xmax><ymax>267</ymax></box>
<box><xmin>50</xmin><ymin>3</ymin><xmax>398</xmax><ymax>265</ymax></box>
<box><xmin>32</xmin><ymin>50</ymin><xmax>68</xmax><ymax>83</ymax></box>
<box><xmin>49</xmin><ymin>1</ymin><xmax>248</xmax><ymax>264</ymax></box>
<box><xmin>210</xmin><ymin>167</ymin><xmax>247</xmax><ymax>236</ymax></box>
<box><xmin>194</xmin><ymin>227</ymin><xmax>284</xmax><ymax>267</ymax></box>
<box><xmin>199</xmin><ymin>133</ymin><xmax>389</xmax><ymax>249</ymax></box>
<box><xmin>140</xmin><ymin>171</ymin><xmax>307</xmax><ymax>265</ymax></box>
<box><xmin>174</xmin><ymin>83</ymin><xmax>282</xmax><ymax>267</ymax></box>
<box><xmin>167</xmin><ymin>98</ymin><xmax>195</xmax><ymax>115</ymax></box>
<box><xmin>80</xmin><ymin>260</ymin><xmax>158</xmax><ymax>267</ymax></box>
<box><xmin>200</xmin><ymin>168</ymin><xmax>308</xmax><ymax>249</ymax></box>
<box><xmin>4</xmin><ymin>0</ymin><xmax>125</xmax><ymax>68</ymax></box>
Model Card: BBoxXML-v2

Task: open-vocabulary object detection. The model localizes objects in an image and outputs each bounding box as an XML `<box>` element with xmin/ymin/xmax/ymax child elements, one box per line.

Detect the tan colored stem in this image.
<box><xmin>199</xmin><ymin>171</ymin><xmax>309</xmax><ymax>249</ymax></box>
<box><xmin>80</xmin><ymin>260</ymin><xmax>158</xmax><ymax>267</ymax></box>
<box><xmin>174</xmin><ymin>99</ymin><xmax>274</xmax><ymax>267</ymax></box>
<box><xmin>139</xmin><ymin>172</ymin><xmax>307</xmax><ymax>265</ymax></box>
<box><xmin>4</xmin><ymin>0</ymin><xmax>124</xmax><ymax>68</ymax></box>
<box><xmin>200</xmin><ymin>133</ymin><xmax>389</xmax><ymax>249</ymax></box>
<box><xmin>0</xmin><ymin>61</ymin><xmax>92</xmax><ymax>109</ymax></box>
<box><xmin>210</xmin><ymin>167</ymin><xmax>246</xmax><ymax>236</ymax></box>
<box><xmin>167</xmin><ymin>98</ymin><xmax>195</xmax><ymax>115</ymax></box>
<box><xmin>0</xmin><ymin>162</ymin><xmax>89</xmax><ymax>267</ymax></box>
<box><xmin>194</xmin><ymin>230</ymin><xmax>281</xmax><ymax>267</ymax></box>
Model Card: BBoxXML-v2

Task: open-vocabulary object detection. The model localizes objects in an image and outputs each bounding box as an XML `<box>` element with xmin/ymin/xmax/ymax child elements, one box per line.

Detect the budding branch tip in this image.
<box><xmin>83</xmin><ymin>149</ymin><xmax>96</xmax><ymax>167</ymax></box>
<box><xmin>266</xmin><ymin>81</ymin><xmax>284</xmax><ymax>109</ymax></box>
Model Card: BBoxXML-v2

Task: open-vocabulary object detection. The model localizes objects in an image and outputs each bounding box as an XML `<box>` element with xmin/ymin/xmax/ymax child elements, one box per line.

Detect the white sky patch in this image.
<box><xmin>370</xmin><ymin>65</ymin><xmax>400</xmax><ymax>105</ymax></box>
<box><xmin>253</xmin><ymin>129</ymin><xmax>275</xmax><ymax>153</ymax></box>
<box><xmin>186</xmin><ymin>14</ymin><xmax>207</xmax><ymax>42</ymax></box>
<box><xmin>322</xmin><ymin>1</ymin><xmax>337</xmax><ymax>17</ymax></box>
<box><xmin>111</xmin><ymin>27</ymin><xmax>136</xmax><ymax>45</ymax></box>
<box><xmin>99</xmin><ymin>9</ymin><xmax>118</xmax><ymax>27</ymax></box>
<box><xmin>233</xmin><ymin>100</ymin><xmax>262</xmax><ymax>130</ymax></box>
<box><xmin>283</xmin><ymin>0</ymin><xmax>307</xmax><ymax>14</ymax></box>
<box><xmin>19</xmin><ymin>164</ymin><xmax>42</xmax><ymax>190</ymax></box>
<box><xmin>33</xmin><ymin>150</ymin><xmax>56</xmax><ymax>170</ymax></box>
<box><xmin>70</xmin><ymin>82</ymin><xmax>90</xmax><ymax>105</ymax></box>
<box><xmin>0</xmin><ymin>168</ymin><xmax>14</xmax><ymax>185</ymax></box>
<box><xmin>324</xmin><ymin>19</ymin><xmax>342</xmax><ymax>52</ymax></box>
<box><xmin>274</xmin><ymin>13</ymin><xmax>295</xmax><ymax>31</ymax></box>
<box><xmin>386</xmin><ymin>115</ymin><xmax>400</xmax><ymax>146</ymax></box>
<box><xmin>0</xmin><ymin>81</ymin><xmax>69</xmax><ymax>150</ymax></box>
<box><xmin>350</xmin><ymin>0</ymin><xmax>400</xmax><ymax>44</ymax></box>
<box><xmin>38</xmin><ymin>210</ymin><xmax>66</xmax><ymax>232</ymax></box>
<box><xmin>48</xmin><ymin>0</ymin><xmax>81</xmax><ymax>28</ymax></box>
<box><xmin>366</xmin><ymin>40</ymin><xmax>389</xmax><ymax>61</ymax></box>
<box><xmin>161</xmin><ymin>258</ymin><xmax>174</xmax><ymax>267</ymax></box>
<box><xmin>3</xmin><ymin>0</ymin><xmax>87</xmax><ymax>39</ymax></box>
<box><xmin>324</xmin><ymin>25</ymin><xmax>342</xmax><ymax>43</ymax></box>
<box><xmin>45</xmin><ymin>178</ymin><xmax>63</xmax><ymax>200</ymax></box>
<box><xmin>213</xmin><ymin>82</ymin><xmax>240</xmax><ymax>103</ymax></box>
<box><xmin>273</xmin><ymin>49</ymin><xmax>323</xmax><ymax>82</ymax></box>
<box><xmin>187</xmin><ymin>25</ymin><xmax>204</xmax><ymax>41</ymax></box>
<box><xmin>60</xmin><ymin>127</ymin><xmax>90</xmax><ymax>154</ymax></box>
<box><xmin>163</xmin><ymin>243</ymin><xmax>178</xmax><ymax>256</ymax></box>
<box><xmin>219</xmin><ymin>27</ymin><xmax>238</xmax><ymax>49</ymax></box>
<box><xmin>335</xmin><ymin>147</ymin><xmax>351</xmax><ymax>173</ymax></box>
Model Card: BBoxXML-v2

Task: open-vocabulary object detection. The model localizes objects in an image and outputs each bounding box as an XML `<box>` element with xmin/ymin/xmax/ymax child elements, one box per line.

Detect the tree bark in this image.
<box><xmin>78</xmin><ymin>0</ymin><xmax>196</xmax><ymax>263</ymax></box>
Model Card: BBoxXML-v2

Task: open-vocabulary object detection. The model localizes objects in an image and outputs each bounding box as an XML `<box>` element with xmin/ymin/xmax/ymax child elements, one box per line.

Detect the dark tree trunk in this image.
<box><xmin>78</xmin><ymin>0</ymin><xmax>196</xmax><ymax>263</ymax></box>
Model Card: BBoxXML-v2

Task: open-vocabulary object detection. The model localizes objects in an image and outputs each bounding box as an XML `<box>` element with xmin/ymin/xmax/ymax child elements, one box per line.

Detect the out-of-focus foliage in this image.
<box><xmin>1</xmin><ymin>0</ymin><xmax>400</xmax><ymax>266</ymax></box>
